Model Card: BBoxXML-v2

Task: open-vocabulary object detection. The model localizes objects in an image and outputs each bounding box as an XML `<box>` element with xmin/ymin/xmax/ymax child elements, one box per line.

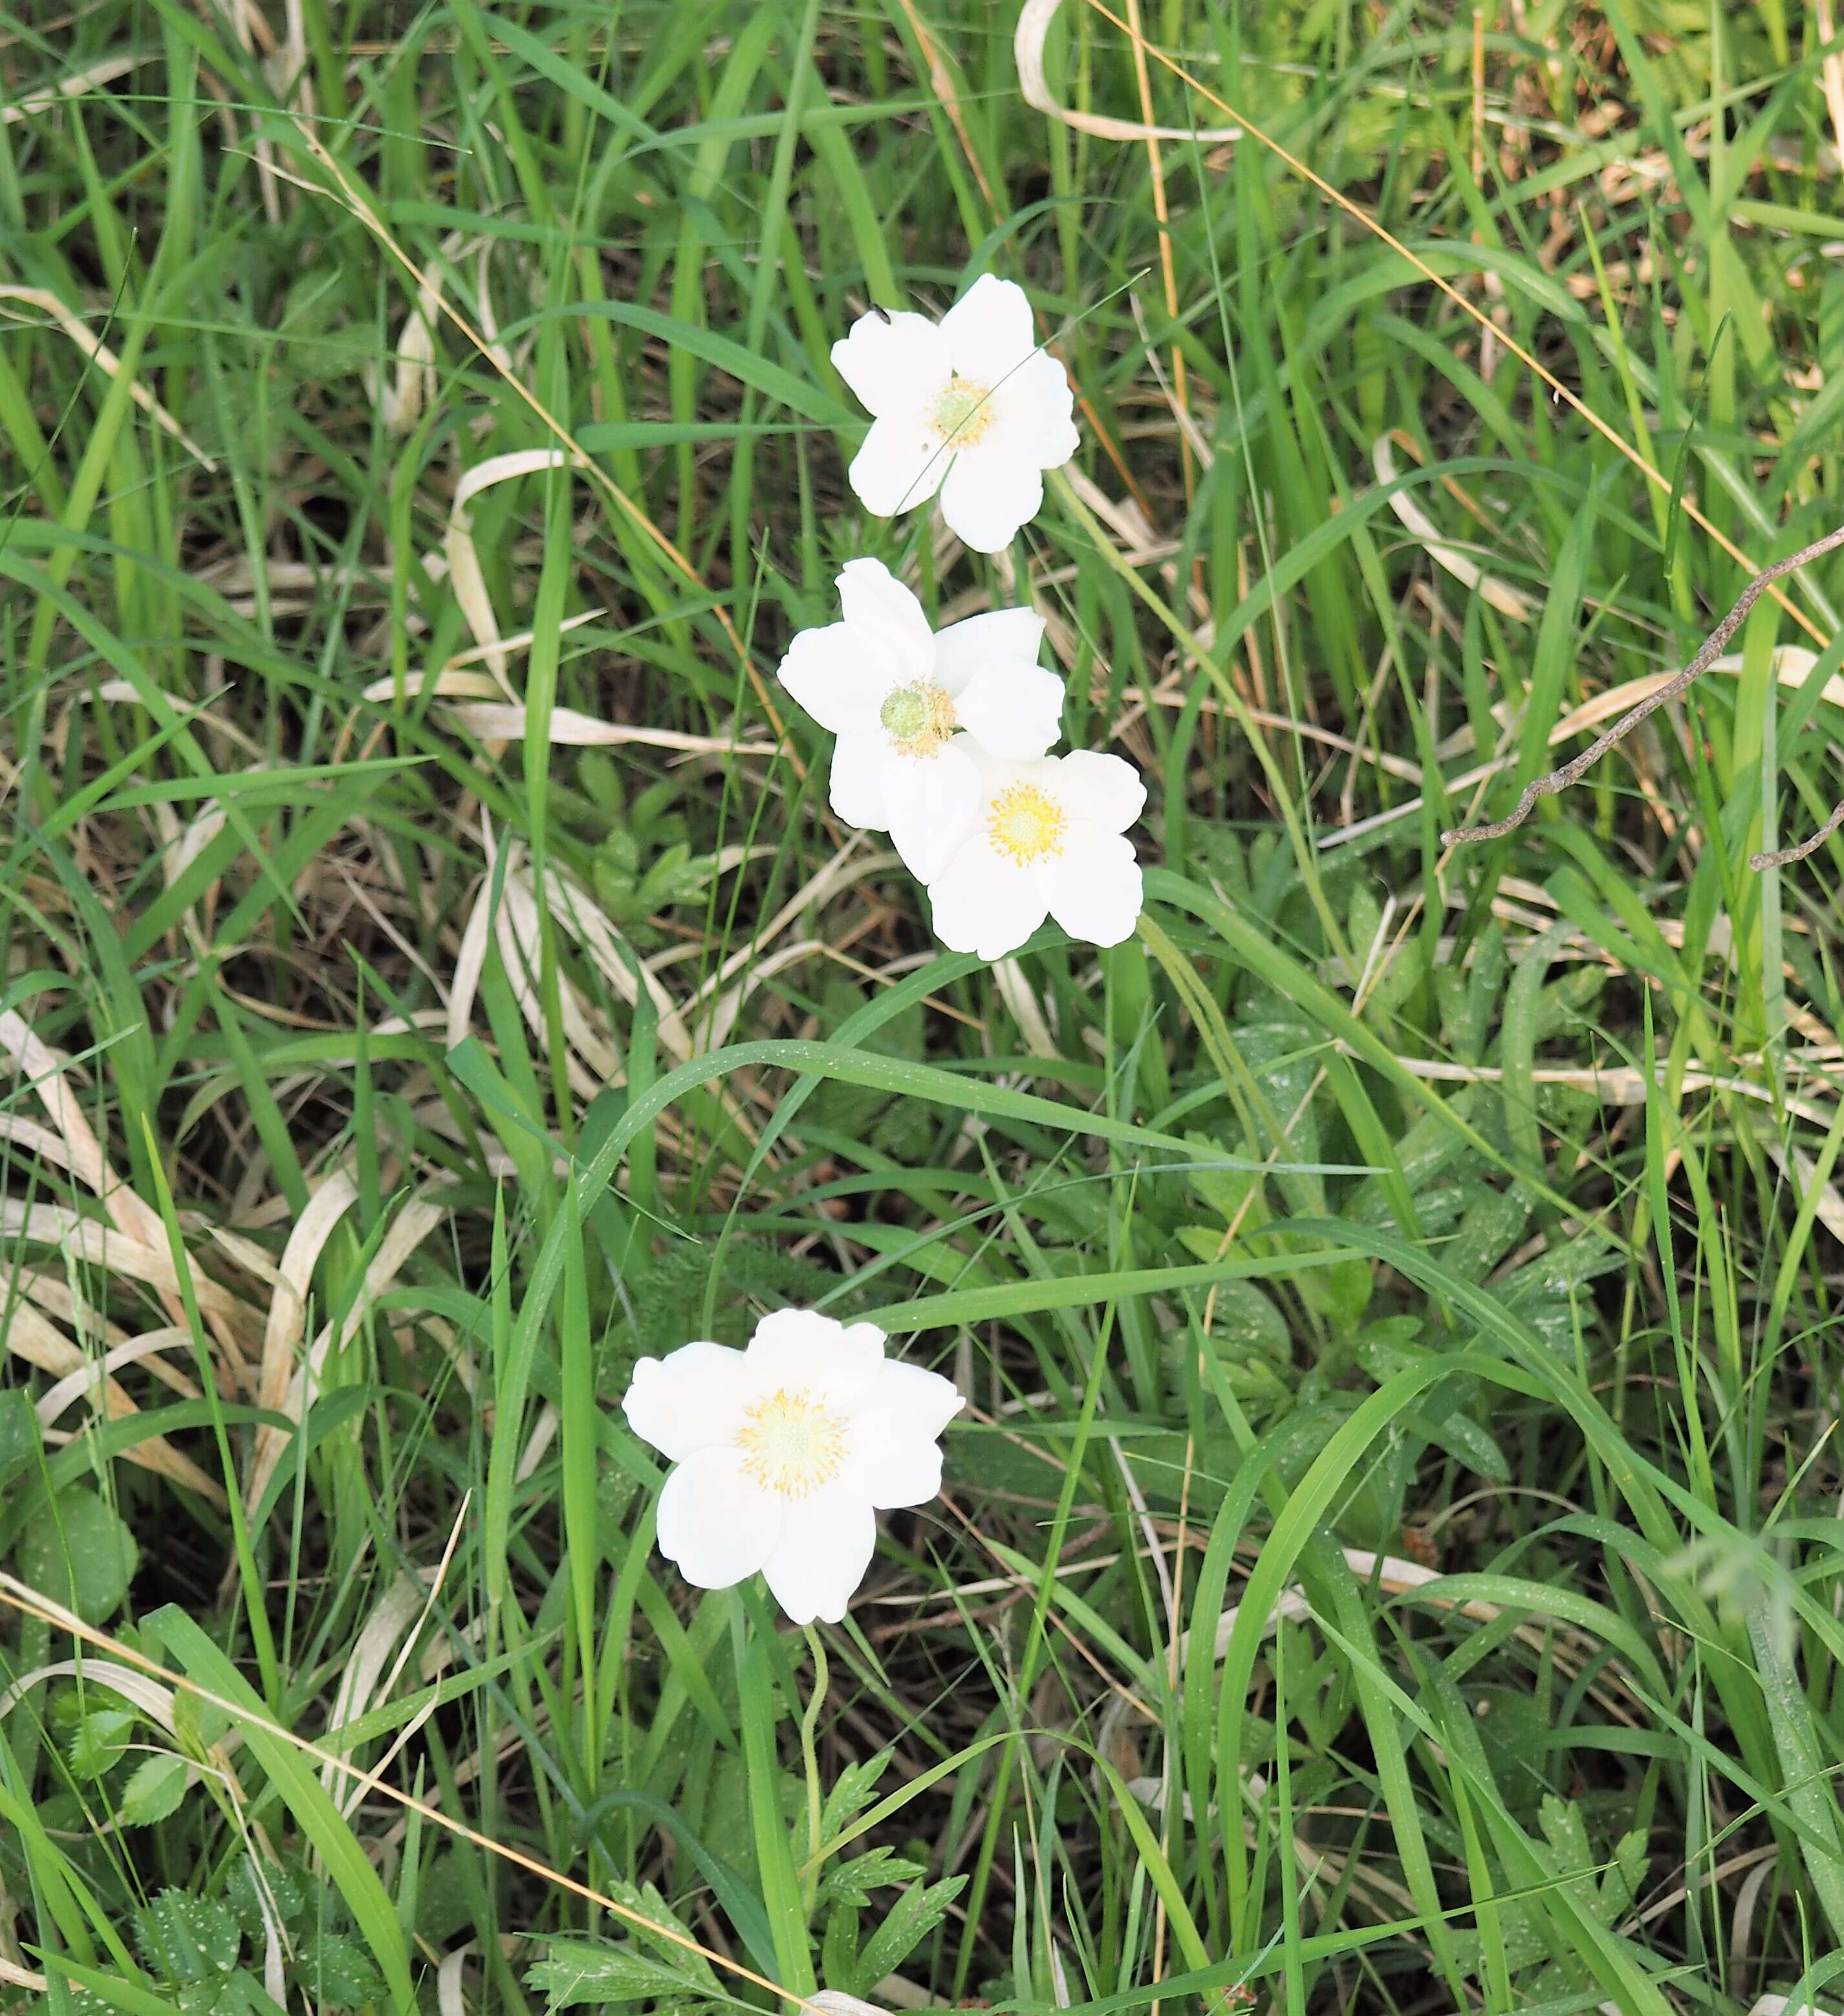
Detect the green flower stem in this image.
<box><xmin>799</xmin><ymin>1624</ymin><xmax>830</xmax><ymax>1919</ymax></box>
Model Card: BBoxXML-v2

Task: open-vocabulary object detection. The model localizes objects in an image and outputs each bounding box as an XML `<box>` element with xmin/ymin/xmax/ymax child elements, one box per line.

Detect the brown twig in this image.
<box><xmin>1442</xmin><ymin>523</ymin><xmax>1844</xmax><ymax>847</ymax></box>
<box><xmin>1752</xmin><ymin>797</ymin><xmax>1844</xmax><ymax>871</ymax></box>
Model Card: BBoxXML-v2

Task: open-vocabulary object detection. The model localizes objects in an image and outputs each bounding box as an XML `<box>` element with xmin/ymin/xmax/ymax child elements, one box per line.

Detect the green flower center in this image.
<box><xmin>932</xmin><ymin>374</ymin><xmax>994</xmax><ymax>448</ymax></box>
<box><xmin>878</xmin><ymin>682</ymin><xmax>956</xmax><ymax>756</ymax></box>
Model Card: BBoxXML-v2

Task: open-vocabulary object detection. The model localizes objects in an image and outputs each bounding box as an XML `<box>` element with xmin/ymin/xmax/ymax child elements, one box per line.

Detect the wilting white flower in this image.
<box><xmin>926</xmin><ymin>743</ymin><xmax>1145</xmax><ymax>960</ymax></box>
<box><xmin>777</xmin><ymin>558</ymin><xmax>1065</xmax><ymax>880</ymax></box>
<box><xmin>832</xmin><ymin>274</ymin><xmax>1079</xmax><ymax>553</ymax></box>
<box><xmin>622</xmin><ymin>1309</ymin><xmax>963</xmax><ymax>1626</ymax></box>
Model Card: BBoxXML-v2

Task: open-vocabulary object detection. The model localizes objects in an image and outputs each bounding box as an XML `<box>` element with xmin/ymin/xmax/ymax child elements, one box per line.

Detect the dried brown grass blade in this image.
<box><xmin>0</xmin><ymin>287</ymin><xmax>215</xmax><ymax>466</ymax></box>
<box><xmin>4</xmin><ymin>1297</ymin><xmax>225</xmax><ymax>1504</ymax></box>
<box><xmin>1014</xmin><ymin>0</ymin><xmax>1238</xmax><ymax>142</ymax></box>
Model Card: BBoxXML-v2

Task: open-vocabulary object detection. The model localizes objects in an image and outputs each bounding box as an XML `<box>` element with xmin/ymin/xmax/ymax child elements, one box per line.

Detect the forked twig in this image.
<box><xmin>1442</xmin><ymin>521</ymin><xmax>1844</xmax><ymax>851</ymax></box>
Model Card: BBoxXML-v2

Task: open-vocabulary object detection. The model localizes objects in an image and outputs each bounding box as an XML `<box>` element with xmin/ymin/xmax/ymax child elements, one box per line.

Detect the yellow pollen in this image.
<box><xmin>735</xmin><ymin>1387</ymin><xmax>847</xmax><ymax>1499</ymax></box>
<box><xmin>931</xmin><ymin>374</ymin><xmax>995</xmax><ymax>448</ymax></box>
<box><xmin>878</xmin><ymin>681</ymin><xmax>957</xmax><ymax>756</ymax></box>
<box><xmin>987</xmin><ymin>783</ymin><xmax>1067</xmax><ymax>865</ymax></box>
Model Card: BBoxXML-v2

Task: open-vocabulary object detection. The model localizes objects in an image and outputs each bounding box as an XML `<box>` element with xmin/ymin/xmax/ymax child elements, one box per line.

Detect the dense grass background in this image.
<box><xmin>6</xmin><ymin>0</ymin><xmax>1844</xmax><ymax>2010</ymax></box>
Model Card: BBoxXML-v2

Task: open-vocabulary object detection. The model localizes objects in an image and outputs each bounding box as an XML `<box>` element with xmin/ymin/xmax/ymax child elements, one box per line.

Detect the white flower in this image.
<box><xmin>831</xmin><ymin>274</ymin><xmax>1079</xmax><ymax>553</ymax></box>
<box><xmin>622</xmin><ymin>1309</ymin><xmax>964</xmax><ymax>1626</ymax></box>
<box><xmin>777</xmin><ymin>558</ymin><xmax>1066</xmax><ymax>880</ymax></box>
<box><xmin>925</xmin><ymin>743</ymin><xmax>1145</xmax><ymax>960</ymax></box>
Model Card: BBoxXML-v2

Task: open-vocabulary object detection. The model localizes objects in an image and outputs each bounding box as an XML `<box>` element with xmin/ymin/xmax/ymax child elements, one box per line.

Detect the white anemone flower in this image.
<box><xmin>832</xmin><ymin>274</ymin><xmax>1079</xmax><ymax>553</ymax></box>
<box><xmin>776</xmin><ymin>558</ymin><xmax>1066</xmax><ymax>881</ymax></box>
<box><xmin>925</xmin><ymin>742</ymin><xmax>1145</xmax><ymax>960</ymax></box>
<box><xmin>622</xmin><ymin>1308</ymin><xmax>963</xmax><ymax>1626</ymax></box>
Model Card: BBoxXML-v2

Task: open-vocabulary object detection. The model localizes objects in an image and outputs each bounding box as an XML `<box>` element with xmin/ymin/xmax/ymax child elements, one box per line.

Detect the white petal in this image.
<box><xmin>623</xmin><ymin>1341</ymin><xmax>751</xmax><ymax>1462</ymax></box>
<box><xmin>885</xmin><ymin>742</ymin><xmax>982</xmax><ymax>884</ymax></box>
<box><xmin>761</xmin><ymin>1490</ymin><xmax>877</xmax><ymax>1625</ymax></box>
<box><xmin>745</xmin><ymin>1307</ymin><xmax>885</xmax><ymax>1412</ymax></box>
<box><xmin>955</xmin><ymin>659</ymin><xmax>1065</xmax><ymax>762</ymax></box>
<box><xmin>937</xmin><ymin>274</ymin><xmax>1036</xmax><ymax>384</ymax></box>
<box><xmin>836</xmin><ymin>559</ymin><xmax>935</xmax><ymax>683</ymax></box>
<box><xmin>927</xmin><ymin>837</ymin><xmax>1048</xmax><ymax>960</ymax></box>
<box><xmin>939</xmin><ymin>449</ymin><xmax>1044</xmax><ymax>554</ymax></box>
<box><xmin>999</xmin><ymin>349</ymin><xmax>1080</xmax><ymax>470</ymax></box>
<box><xmin>1042</xmin><ymin>829</ymin><xmax>1143</xmax><ymax>948</ymax></box>
<box><xmin>843</xmin><ymin>1410</ymin><xmax>946</xmax><ymax>1511</ymax></box>
<box><xmin>931</xmin><ymin>607</ymin><xmax>1047</xmax><ymax>695</ymax></box>
<box><xmin>828</xmin><ymin>730</ymin><xmax>893</xmax><ymax>831</ymax></box>
<box><xmin>1056</xmin><ymin>748</ymin><xmax>1145</xmax><ymax>832</ymax></box>
<box><xmin>777</xmin><ymin>622</ymin><xmax>899</xmax><ymax>735</ymax></box>
<box><xmin>830</xmin><ymin>309</ymin><xmax>949</xmax><ymax>417</ymax></box>
<box><xmin>656</xmin><ymin>1447</ymin><xmax>782</xmax><ymax>1588</ymax></box>
<box><xmin>847</xmin><ymin>415</ymin><xmax>949</xmax><ymax>519</ymax></box>
<box><xmin>869</xmin><ymin>1356</ymin><xmax>968</xmax><ymax>1440</ymax></box>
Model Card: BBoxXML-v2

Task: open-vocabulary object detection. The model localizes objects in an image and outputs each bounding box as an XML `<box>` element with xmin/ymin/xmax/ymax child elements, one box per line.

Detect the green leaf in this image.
<box><xmin>819</xmin><ymin>1847</ymin><xmax>928</xmax><ymax>1909</ymax></box>
<box><xmin>225</xmin><ymin>1856</ymin><xmax>308</xmax><ymax>1937</ymax></box>
<box><xmin>154</xmin><ymin>1609</ymin><xmax>418</xmax><ymax>2015</ymax></box>
<box><xmin>69</xmin><ymin>1708</ymin><xmax>135</xmax><ymax>1779</ymax></box>
<box><xmin>818</xmin><ymin>1748</ymin><xmax>895</xmax><ymax>1841</ymax></box>
<box><xmin>119</xmin><ymin>1751</ymin><xmax>190</xmax><ymax>1826</ymax></box>
<box><xmin>298</xmin><ymin>1931</ymin><xmax>385</xmax><ymax>2011</ymax></box>
<box><xmin>0</xmin><ymin>1387</ymin><xmax>41</xmax><ymax>1494</ymax></box>
<box><xmin>524</xmin><ymin>1942</ymin><xmax>690</xmax><ymax>2010</ymax></box>
<box><xmin>851</xmin><ymin>1874</ymin><xmax>967</xmax><ymax>1993</ymax></box>
<box><xmin>18</xmin><ymin>1486</ymin><xmax>138</xmax><ymax>1622</ymax></box>
<box><xmin>136</xmin><ymin>1892</ymin><xmax>241</xmax><ymax>1984</ymax></box>
<box><xmin>545</xmin><ymin>301</ymin><xmax>847</xmax><ymax>425</ymax></box>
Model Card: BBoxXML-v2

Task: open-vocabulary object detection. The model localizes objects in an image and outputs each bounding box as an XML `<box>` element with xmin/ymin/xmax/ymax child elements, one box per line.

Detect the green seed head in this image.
<box><xmin>878</xmin><ymin>683</ymin><xmax>955</xmax><ymax>754</ymax></box>
<box><xmin>880</xmin><ymin>688</ymin><xmax>928</xmax><ymax>741</ymax></box>
<box><xmin>932</xmin><ymin>375</ymin><xmax>992</xmax><ymax>446</ymax></box>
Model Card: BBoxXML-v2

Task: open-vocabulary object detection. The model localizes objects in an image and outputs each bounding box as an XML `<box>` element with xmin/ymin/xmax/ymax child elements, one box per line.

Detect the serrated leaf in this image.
<box><xmin>820</xmin><ymin>1845</ymin><xmax>928</xmax><ymax>1908</ymax></box>
<box><xmin>819</xmin><ymin>1748</ymin><xmax>893</xmax><ymax>1839</ymax></box>
<box><xmin>226</xmin><ymin>1855</ymin><xmax>309</xmax><ymax>1936</ymax></box>
<box><xmin>68</xmin><ymin>1707</ymin><xmax>135</xmax><ymax>1779</ymax></box>
<box><xmin>120</xmin><ymin>1750</ymin><xmax>190</xmax><ymax>1825</ymax></box>
<box><xmin>1408</xmin><ymin>1404</ymin><xmax>1510</xmax><ymax>1484</ymax></box>
<box><xmin>587</xmin><ymin>1876</ymin><xmax>717</xmax><ymax>1986</ymax></box>
<box><xmin>299</xmin><ymin>1929</ymin><xmax>385</xmax><ymax>2011</ymax></box>
<box><xmin>137</xmin><ymin>1891</ymin><xmax>242</xmax><ymax>1983</ymax></box>
<box><xmin>1212</xmin><ymin>1279</ymin><xmax>1292</xmax><ymax>1357</ymax></box>
<box><xmin>851</xmin><ymin>1874</ymin><xmax>967</xmax><ymax>1993</ymax></box>
<box><xmin>525</xmin><ymin>1941</ymin><xmax>688</xmax><ymax>2010</ymax></box>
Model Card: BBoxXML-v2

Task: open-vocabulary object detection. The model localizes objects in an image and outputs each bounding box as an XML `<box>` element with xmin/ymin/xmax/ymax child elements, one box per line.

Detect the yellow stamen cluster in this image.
<box><xmin>986</xmin><ymin>782</ymin><xmax>1067</xmax><ymax>865</ymax></box>
<box><xmin>735</xmin><ymin>1387</ymin><xmax>847</xmax><ymax>1499</ymax></box>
